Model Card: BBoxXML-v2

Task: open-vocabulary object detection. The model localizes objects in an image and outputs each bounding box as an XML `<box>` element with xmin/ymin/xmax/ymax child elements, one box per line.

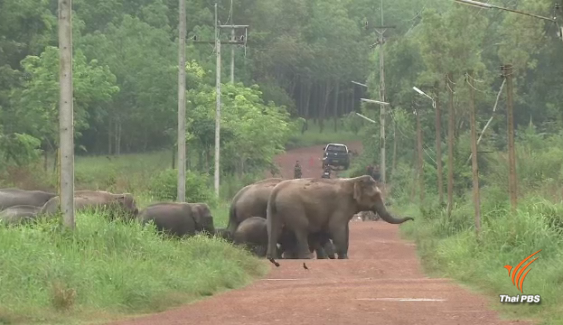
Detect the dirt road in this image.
<box><xmin>108</xmin><ymin>142</ymin><xmax>533</xmax><ymax>325</ymax></box>
<box><xmin>109</xmin><ymin>222</ymin><xmax>532</xmax><ymax>325</ymax></box>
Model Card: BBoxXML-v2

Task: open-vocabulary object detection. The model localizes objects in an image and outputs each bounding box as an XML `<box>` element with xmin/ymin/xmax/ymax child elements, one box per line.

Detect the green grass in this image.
<box><xmin>0</xmin><ymin>211</ymin><xmax>268</xmax><ymax>325</ymax></box>
<box><xmin>396</xmin><ymin>188</ymin><xmax>563</xmax><ymax>325</ymax></box>
<box><xmin>285</xmin><ymin>119</ymin><xmax>361</xmax><ymax>149</ymax></box>
<box><xmin>0</xmin><ymin>118</ymin><xmax>362</xmax><ymax>324</ymax></box>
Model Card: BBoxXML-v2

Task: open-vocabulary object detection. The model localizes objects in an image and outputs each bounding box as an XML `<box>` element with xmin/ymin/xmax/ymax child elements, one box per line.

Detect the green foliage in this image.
<box><xmin>0</xmin><ymin>213</ymin><xmax>266</xmax><ymax>324</ymax></box>
<box><xmin>149</xmin><ymin>169</ymin><xmax>216</xmax><ymax>206</ymax></box>
<box><xmin>394</xmin><ymin>130</ymin><xmax>563</xmax><ymax>324</ymax></box>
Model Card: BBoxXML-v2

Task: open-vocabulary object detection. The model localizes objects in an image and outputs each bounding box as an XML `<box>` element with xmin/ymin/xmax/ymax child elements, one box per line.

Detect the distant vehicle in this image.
<box><xmin>322</xmin><ymin>143</ymin><xmax>350</xmax><ymax>170</ymax></box>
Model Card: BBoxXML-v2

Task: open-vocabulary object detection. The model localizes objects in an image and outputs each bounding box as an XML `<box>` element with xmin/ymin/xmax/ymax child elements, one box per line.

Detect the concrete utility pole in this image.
<box><xmin>190</xmin><ymin>3</ymin><xmax>248</xmax><ymax>197</ymax></box>
<box><xmin>214</xmin><ymin>3</ymin><xmax>221</xmax><ymax>197</ymax></box>
<box><xmin>230</xmin><ymin>0</ymin><xmax>235</xmax><ymax>83</ymax></box>
<box><xmin>501</xmin><ymin>64</ymin><xmax>517</xmax><ymax>211</ymax></box>
<box><xmin>372</xmin><ymin>0</ymin><xmax>395</xmax><ymax>185</ymax></box>
<box><xmin>177</xmin><ymin>0</ymin><xmax>187</xmax><ymax>202</ymax></box>
<box><xmin>58</xmin><ymin>0</ymin><xmax>75</xmax><ymax>229</ymax></box>
<box><xmin>414</xmin><ymin>100</ymin><xmax>424</xmax><ymax>203</ymax></box>
<box><xmin>433</xmin><ymin>84</ymin><xmax>444</xmax><ymax>206</ymax></box>
<box><xmin>466</xmin><ymin>70</ymin><xmax>481</xmax><ymax>235</ymax></box>
<box><xmin>446</xmin><ymin>73</ymin><xmax>455</xmax><ymax>219</ymax></box>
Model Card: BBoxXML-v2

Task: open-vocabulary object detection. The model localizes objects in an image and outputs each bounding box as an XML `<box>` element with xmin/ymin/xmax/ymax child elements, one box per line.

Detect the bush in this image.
<box><xmin>0</xmin><ymin>212</ymin><xmax>266</xmax><ymax>324</ymax></box>
<box><xmin>149</xmin><ymin>169</ymin><xmax>216</xmax><ymax>206</ymax></box>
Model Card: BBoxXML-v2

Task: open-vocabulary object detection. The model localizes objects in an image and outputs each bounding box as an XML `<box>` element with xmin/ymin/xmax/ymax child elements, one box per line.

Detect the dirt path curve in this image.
<box><xmin>108</xmin><ymin>142</ymin><xmax>533</xmax><ymax>325</ymax></box>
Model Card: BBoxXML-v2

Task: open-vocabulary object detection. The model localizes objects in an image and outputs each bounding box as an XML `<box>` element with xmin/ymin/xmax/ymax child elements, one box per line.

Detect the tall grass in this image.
<box><xmin>0</xmin><ymin>212</ymin><xmax>267</xmax><ymax>324</ymax></box>
<box><xmin>392</xmin><ymin>128</ymin><xmax>563</xmax><ymax>325</ymax></box>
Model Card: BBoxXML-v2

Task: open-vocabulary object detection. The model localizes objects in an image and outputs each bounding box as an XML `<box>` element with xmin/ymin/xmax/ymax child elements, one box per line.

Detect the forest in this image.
<box><xmin>2</xmin><ymin>0</ymin><xmax>563</xmax><ymax>324</ymax></box>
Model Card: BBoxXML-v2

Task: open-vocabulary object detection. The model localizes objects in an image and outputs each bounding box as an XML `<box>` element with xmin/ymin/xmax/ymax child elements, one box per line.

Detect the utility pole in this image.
<box><xmin>58</xmin><ymin>0</ymin><xmax>75</xmax><ymax>229</ymax></box>
<box><xmin>230</xmin><ymin>0</ymin><xmax>235</xmax><ymax>83</ymax></box>
<box><xmin>213</xmin><ymin>4</ymin><xmax>221</xmax><ymax>197</ymax></box>
<box><xmin>190</xmin><ymin>3</ymin><xmax>248</xmax><ymax>197</ymax></box>
<box><xmin>414</xmin><ymin>99</ymin><xmax>424</xmax><ymax>203</ymax></box>
<box><xmin>177</xmin><ymin>0</ymin><xmax>187</xmax><ymax>202</ymax></box>
<box><xmin>467</xmin><ymin>70</ymin><xmax>481</xmax><ymax>235</ymax></box>
<box><xmin>446</xmin><ymin>73</ymin><xmax>455</xmax><ymax>219</ymax></box>
<box><xmin>373</xmin><ymin>0</ymin><xmax>395</xmax><ymax>186</ymax></box>
<box><xmin>502</xmin><ymin>64</ymin><xmax>517</xmax><ymax>211</ymax></box>
<box><xmin>433</xmin><ymin>82</ymin><xmax>444</xmax><ymax>206</ymax></box>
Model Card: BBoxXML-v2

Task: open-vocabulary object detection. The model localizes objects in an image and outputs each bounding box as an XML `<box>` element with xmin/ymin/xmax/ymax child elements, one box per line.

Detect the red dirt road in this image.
<box><xmin>271</xmin><ymin>141</ymin><xmax>363</xmax><ymax>179</ymax></box>
<box><xmin>109</xmin><ymin>222</ymin><xmax>533</xmax><ymax>325</ymax></box>
<box><xmin>108</xmin><ymin>142</ymin><xmax>534</xmax><ymax>325</ymax></box>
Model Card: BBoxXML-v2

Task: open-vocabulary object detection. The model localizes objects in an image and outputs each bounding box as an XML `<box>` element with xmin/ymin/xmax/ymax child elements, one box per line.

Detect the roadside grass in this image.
<box><xmin>396</xmin><ymin>186</ymin><xmax>563</xmax><ymax>325</ymax></box>
<box><xmin>0</xmin><ymin>208</ymin><xmax>267</xmax><ymax>325</ymax></box>
<box><xmin>285</xmin><ymin>119</ymin><xmax>361</xmax><ymax>149</ymax></box>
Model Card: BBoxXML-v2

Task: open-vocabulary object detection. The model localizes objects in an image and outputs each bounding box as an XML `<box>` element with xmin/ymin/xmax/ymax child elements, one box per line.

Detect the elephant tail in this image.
<box><xmin>266</xmin><ymin>186</ymin><xmax>281</xmax><ymax>267</ymax></box>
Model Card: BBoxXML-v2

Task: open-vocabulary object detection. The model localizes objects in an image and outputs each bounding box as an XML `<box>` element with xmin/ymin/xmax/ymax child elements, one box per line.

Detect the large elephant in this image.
<box><xmin>137</xmin><ymin>202</ymin><xmax>215</xmax><ymax>237</ymax></box>
<box><xmin>226</xmin><ymin>178</ymin><xmax>283</xmax><ymax>234</ymax></box>
<box><xmin>0</xmin><ymin>188</ymin><xmax>56</xmax><ymax>210</ymax></box>
<box><xmin>39</xmin><ymin>190</ymin><xmax>138</xmax><ymax>219</ymax></box>
<box><xmin>0</xmin><ymin>205</ymin><xmax>42</xmax><ymax>226</ymax></box>
<box><xmin>266</xmin><ymin>175</ymin><xmax>414</xmax><ymax>264</ymax></box>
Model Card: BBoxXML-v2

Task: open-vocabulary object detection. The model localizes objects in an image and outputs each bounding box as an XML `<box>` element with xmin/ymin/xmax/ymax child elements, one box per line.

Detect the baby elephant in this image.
<box><xmin>233</xmin><ymin>216</ymin><xmax>271</xmax><ymax>257</ymax></box>
<box><xmin>0</xmin><ymin>205</ymin><xmax>43</xmax><ymax>226</ymax></box>
<box><xmin>138</xmin><ymin>202</ymin><xmax>215</xmax><ymax>237</ymax></box>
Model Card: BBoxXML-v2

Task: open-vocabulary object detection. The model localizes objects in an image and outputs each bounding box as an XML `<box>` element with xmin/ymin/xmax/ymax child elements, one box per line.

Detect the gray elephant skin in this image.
<box><xmin>138</xmin><ymin>202</ymin><xmax>215</xmax><ymax>237</ymax></box>
<box><xmin>0</xmin><ymin>205</ymin><xmax>42</xmax><ymax>226</ymax></box>
<box><xmin>0</xmin><ymin>188</ymin><xmax>56</xmax><ymax>210</ymax></box>
<box><xmin>233</xmin><ymin>216</ymin><xmax>335</xmax><ymax>259</ymax></box>
<box><xmin>40</xmin><ymin>190</ymin><xmax>138</xmax><ymax>219</ymax></box>
<box><xmin>226</xmin><ymin>178</ymin><xmax>283</xmax><ymax>234</ymax></box>
<box><xmin>266</xmin><ymin>175</ymin><xmax>414</xmax><ymax>264</ymax></box>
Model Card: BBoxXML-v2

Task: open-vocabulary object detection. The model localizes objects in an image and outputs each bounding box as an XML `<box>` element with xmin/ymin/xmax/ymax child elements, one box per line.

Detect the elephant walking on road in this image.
<box><xmin>138</xmin><ymin>202</ymin><xmax>215</xmax><ymax>237</ymax></box>
<box><xmin>226</xmin><ymin>178</ymin><xmax>283</xmax><ymax>234</ymax></box>
<box><xmin>233</xmin><ymin>217</ymin><xmax>335</xmax><ymax>259</ymax></box>
<box><xmin>266</xmin><ymin>175</ymin><xmax>414</xmax><ymax>265</ymax></box>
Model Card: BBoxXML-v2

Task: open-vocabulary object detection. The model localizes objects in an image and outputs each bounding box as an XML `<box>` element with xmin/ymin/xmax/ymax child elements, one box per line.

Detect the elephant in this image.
<box><xmin>214</xmin><ymin>227</ymin><xmax>233</xmax><ymax>241</ymax></box>
<box><xmin>226</xmin><ymin>178</ymin><xmax>284</xmax><ymax>234</ymax></box>
<box><xmin>233</xmin><ymin>217</ymin><xmax>335</xmax><ymax>259</ymax></box>
<box><xmin>266</xmin><ymin>175</ymin><xmax>414</xmax><ymax>265</ymax></box>
<box><xmin>0</xmin><ymin>205</ymin><xmax>43</xmax><ymax>226</ymax></box>
<box><xmin>137</xmin><ymin>202</ymin><xmax>215</xmax><ymax>237</ymax></box>
<box><xmin>0</xmin><ymin>188</ymin><xmax>56</xmax><ymax>210</ymax></box>
<box><xmin>39</xmin><ymin>190</ymin><xmax>138</xmax><ymax>219</ymax></box>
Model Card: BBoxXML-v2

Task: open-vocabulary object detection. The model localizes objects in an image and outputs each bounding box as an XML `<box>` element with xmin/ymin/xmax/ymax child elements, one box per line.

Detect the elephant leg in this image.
<box><xmin>328</xmin><ymin>221</ymin><xmax>349</xmax><ymax>259</ymax></box>
<box><xmin>315</xmin><ymin>246</ymin><xmax>329</xmax><ymax>259</ymax></box>
<box><xmin>324</xmin><ymin>240</ymin><xmax>336</xmax><ymax>259</ymax></box>
<box><xmin>292</xmin><ymin>228</ymin><xmax>312</xmax><ymax>259</ymax></box>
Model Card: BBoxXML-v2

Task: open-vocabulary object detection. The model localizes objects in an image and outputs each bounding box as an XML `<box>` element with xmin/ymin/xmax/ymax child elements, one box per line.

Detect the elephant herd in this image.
<box><xmin>0</xmin><ymin>188</ymin><xmax>215</xmax><ymax>236</ymax></box>
<box><xmin>0</xmin><ymin>175</ymin><xmax>414</xmax><ymax>264</ymax></box>
<box><xmin>219</xmin><ymin>175</ymin><xmax>414</xmax><ymax>265</ymax></box>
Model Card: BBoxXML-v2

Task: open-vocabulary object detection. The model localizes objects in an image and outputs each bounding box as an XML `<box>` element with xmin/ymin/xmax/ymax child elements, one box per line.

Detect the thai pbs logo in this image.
<box><xmin>499</xmin><ymin>249</ymin><xmax>541</xmax><ymax>304</ymax></box>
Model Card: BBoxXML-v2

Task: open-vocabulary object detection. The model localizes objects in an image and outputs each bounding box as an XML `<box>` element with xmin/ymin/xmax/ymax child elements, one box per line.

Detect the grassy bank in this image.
<box><xmin>0</xmin><ymin>212</ymin><xmax>267</xmax><ymax>325</ymax></box>
<box><xmin>387</xmin><ymin>130</ymin><xmax>563</xmax><ymax>325</ymax></box>
<box><xmin>0</xmin><ymin>118</ymin><xmax>362</xmax><ymax>324</ymax></box>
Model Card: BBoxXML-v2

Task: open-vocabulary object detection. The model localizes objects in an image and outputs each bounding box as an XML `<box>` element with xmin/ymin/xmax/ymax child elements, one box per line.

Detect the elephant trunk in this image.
<box><xmin>372</xmin><ymin>197</ymin><xmax>414</xmax><ymax>224</ymax></box>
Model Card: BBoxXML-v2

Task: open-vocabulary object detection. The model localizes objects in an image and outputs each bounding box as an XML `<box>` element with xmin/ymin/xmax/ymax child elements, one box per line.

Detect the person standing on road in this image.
<box><xmin>321</xmin><ymin>164</ymin><xmax>332</xmax><ymax>179</ymax></box>
<box><xmin>372</xmin><ymin>164</ymin><xmax>381</xmax><ymax>182</ymax></box>
<box><xmin>366</xmin><ymin>164</ymin><xmax>374</xmax><ymax>177</ymax></box>
<box><xmin>294</xmin><ymin>160</ymin><xmax>302</xmax><ymax>179</ymax></box>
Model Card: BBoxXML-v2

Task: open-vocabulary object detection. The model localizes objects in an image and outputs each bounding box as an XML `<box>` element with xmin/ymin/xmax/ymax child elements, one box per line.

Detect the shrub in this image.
<box><xmin>149</xmin><ymin>169</ymin><xmax>216</xmax><ymax>206</ymax></box>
